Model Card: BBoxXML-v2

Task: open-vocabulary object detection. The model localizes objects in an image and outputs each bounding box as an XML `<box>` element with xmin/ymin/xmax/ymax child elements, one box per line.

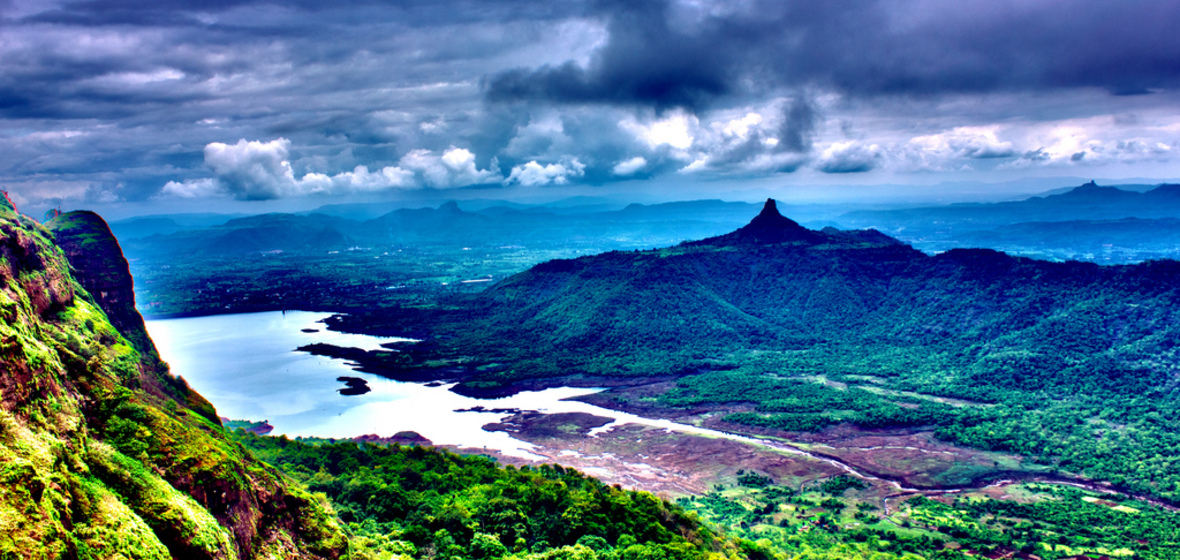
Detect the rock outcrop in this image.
<box><xmin>48</xmin><ymin>211</ymin><xmax>152</xmax><ymax>357</ymax></box>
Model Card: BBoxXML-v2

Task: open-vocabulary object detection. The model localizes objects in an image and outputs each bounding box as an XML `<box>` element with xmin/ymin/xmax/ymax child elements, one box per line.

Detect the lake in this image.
<box><xmin>146</xmin><ymin>310</ymin><xmax>764</xmax><ymax>459</ymax></box>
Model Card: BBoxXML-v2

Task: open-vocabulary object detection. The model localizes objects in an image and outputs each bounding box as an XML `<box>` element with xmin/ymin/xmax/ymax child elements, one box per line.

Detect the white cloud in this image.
<box><xmin>621</xmin><ymin>110</ymin><xmax>697</xmax><ymax>151</ymax></box>
<box><xmin>156</xmin><ymin>140</ymin><xmax>500</xmax><ymax>200</ymax></box>
<box><xmin>399</xmin><ymin>147</ymin><xmax>502</xmax><ymax>188</ymax></box>
<box><xmin>504</xmin><ymin>114</ymin><xmax>570</xmax><ymax>158</ymax></box>
<box><xmin>679</xmin><ymin>158</ymin><xmax>708</xmax><ymax>173</ymax></box>
<box><xmin>660</xmin><ymin>105</ymin><xmax>805</xmax><ymax>176</ymax></box>
<box><xmin>721</xmin><ymin>112</ymin><xmax>764</xmax><ymax>140</ymax></box>
<box><xmin>160</xmin><ymin>178</ymin><xmax>219</xmax><ymax>198</ymax></box>
<box><xmin>737</xmin><ymin>151</ymin><xmax>810</xmax><ymax>174</ymax></box>
<box><xmin>612</xmin><ymin>156</ymin><xmax>647</xmax><ymax>176</ymax></box>
<box><xmin>1004</xmin><ymin>136</ymin><xmax>1177</xmax><ymax>169</ymax></box>
<box><xmin>996</xmin><ymin>117</ymin><xmax>1180</xmax><ymax>169</ymax></box>
<box><xmin>909</xmin><ymin>126</ymin><xmax>1015</xmax><ymax>160</ymax></box>
<box><xmin>506</xmin><ymin>158</ymin><xmax>586</xmax><ymax>186</ymax></box>
<box><xmin>85</xmin><ymin>68</ymin><xmax>185</xmax><ymax>92</ymax></box>
<box><xmin>300</xmin><ymin>165</ymin><xmax>416</xmax><ymax>194</ymax></box>
<box><xmin>203</xmin><ymin>138</ymin><xmax>299</xmax><ymax>200</ymax></box>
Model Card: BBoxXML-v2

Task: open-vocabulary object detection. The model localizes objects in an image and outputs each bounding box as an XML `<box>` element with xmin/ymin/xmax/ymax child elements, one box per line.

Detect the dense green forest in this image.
<box><xmin>232</xmin><ymin>431</ymin><xmax>755</xmax><ymax>560</ymax></box>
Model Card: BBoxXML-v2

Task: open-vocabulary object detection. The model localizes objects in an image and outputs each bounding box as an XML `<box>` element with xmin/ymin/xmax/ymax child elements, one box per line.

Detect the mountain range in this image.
<box><xmin>840</xmin><ymin>181</ymin><xmax>1180</xmax><ymax>232</ymax></box>
<box><xmin>113</xmin><ymin>181</ymin><xmax>1180</xmax><ymax>265</ymax></box>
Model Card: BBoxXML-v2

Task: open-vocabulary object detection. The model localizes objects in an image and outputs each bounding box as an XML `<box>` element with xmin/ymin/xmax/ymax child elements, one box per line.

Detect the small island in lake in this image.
<box><xmin>336</xmin><ymin>376</ymin><xmax>371</xmax><ymax>395</ymax></box>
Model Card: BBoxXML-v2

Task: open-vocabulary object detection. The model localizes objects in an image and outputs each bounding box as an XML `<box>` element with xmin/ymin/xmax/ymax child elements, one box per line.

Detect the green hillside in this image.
<box><xmin>0</xmin><ymin>202</ymin><xmax>348</xmax><ymax>558</ymax></box>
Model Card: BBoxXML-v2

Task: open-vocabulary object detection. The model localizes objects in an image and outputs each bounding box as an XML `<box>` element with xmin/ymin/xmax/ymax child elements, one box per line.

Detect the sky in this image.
<box><xmin>2</xmin><ymin>0</ymin><xmax>1179</xmax><ymax>218</ymax></box>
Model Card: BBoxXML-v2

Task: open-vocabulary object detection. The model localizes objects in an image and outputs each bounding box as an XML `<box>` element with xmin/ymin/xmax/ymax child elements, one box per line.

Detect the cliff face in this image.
<box><xmin>48</xmin><ymin>211</ymin><xmax>152</xmax><ymax>359</ymax></box>
<box><xmin>47</xmin><ymin>211</ymin><xmax>222</xmax><ymax>424</ymax></box>
<box><xmin>1</xmin><ymin>201</ymin><xmax>346</xmax><ymax>559</ymax></box>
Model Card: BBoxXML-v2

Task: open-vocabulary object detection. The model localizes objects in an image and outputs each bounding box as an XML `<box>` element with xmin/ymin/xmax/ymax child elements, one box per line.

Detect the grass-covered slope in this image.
<box><xmin>48</xmin><ymin>211</ymin><xmax>158</xmax><ymax>358</ymax></box>
<box><xmin>1</xmin><ymin>203</ymin><xmax>346</xmax><ymax>558</ymax></box>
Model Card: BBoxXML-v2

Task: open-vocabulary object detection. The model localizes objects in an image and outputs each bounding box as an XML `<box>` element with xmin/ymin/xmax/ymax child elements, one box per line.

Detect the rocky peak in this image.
<box><xmin>750</xmin><ymin>198</ymin><xmax>798</xmax><ymax>228</ymax></box>
<box><xmin>687</xmin><ymin>198</ymin><xmax>906</xmax><ymax>248</ymax></box>
<box><xmin>726</xmin><ymin>198</ymin><xmax>826</xmax><ymax>245</ymax></box>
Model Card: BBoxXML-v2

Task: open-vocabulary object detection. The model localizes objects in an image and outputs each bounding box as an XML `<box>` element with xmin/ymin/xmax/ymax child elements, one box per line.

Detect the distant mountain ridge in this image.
<box><xmin>840</xmin><ymin>181</ymin><xmax>1180</xmax><ymax>232</ymax></box>
<box><xmin>113</xmin><ymin>181</ymin><xmax>1180</xmax><ymax>265</ymax></box>
<box><xmin>118</xmin><ymin>199</ymin><xmax>766</xmax><ymax>258</ymax></box>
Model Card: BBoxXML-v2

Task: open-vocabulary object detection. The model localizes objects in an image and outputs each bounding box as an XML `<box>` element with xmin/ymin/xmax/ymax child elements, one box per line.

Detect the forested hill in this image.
<box><xmin>328</xmin><ymin>197</ymin><xmax>1180</xmax><ymax>501</ymax></box>
<box><xmin>462</xmin><ymin>198</ymin><xmax>1179</xmax><ymax>389</ymax></box>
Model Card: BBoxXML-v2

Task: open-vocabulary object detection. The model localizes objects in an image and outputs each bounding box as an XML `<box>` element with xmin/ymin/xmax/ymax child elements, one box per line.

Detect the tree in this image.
<box><xmin>469</xmin><ymin>532</ymin><xmax>509</xmax><ymax>560</ymax></box>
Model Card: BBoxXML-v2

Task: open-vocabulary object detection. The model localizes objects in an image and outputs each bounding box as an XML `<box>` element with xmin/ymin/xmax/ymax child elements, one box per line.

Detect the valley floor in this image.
<box><xmin>412</xmin><ymin>389</ymin><xmax>1179</xmax><ymax>559</ymax></box>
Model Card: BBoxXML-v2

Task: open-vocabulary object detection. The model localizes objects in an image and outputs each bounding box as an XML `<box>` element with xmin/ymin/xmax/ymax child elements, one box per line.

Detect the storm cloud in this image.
<box><xmin>485</xmin><ymin>0</ymin><xmax>1180</xmax><ymax>106</ymax></box>
<box><xmin>1</xmin><ymin>0</ymin><xmax>1178</xmax><ymax>212</ymax></box>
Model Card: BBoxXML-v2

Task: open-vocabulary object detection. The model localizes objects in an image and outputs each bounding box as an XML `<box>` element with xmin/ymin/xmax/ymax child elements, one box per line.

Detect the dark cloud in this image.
<box><xmin>484</xmin><ymin>0</ymin><xmax>733</xmax><ymax>111</ymax></box>
<box><xmin>23</xmin><ymin>0</ymin><xmax>581</xmax><ymax>29</ymax></box>
<box><xmin>0</xmin><ymin>92</ymin><xmax>33</xmax><ymax>112</ymax></box>
<box><xmin>0</xmin><ymin>0</ymin><xmax>583</xmax><ymax>206</ymax></box>
<box><xmin>485</xmin><ymin>0</ymin><xmax>1180</xmax><ymax>110</ymax></box>
<box><xmin>964</xmin><ymin>144</ymin><xmax>1016</xmax><ymax>160</ymax></box>
<box><xmin>1022</xmin><ymin>148</ymin><xmax>1051</xmax><ymax>163</ymax></box>
<box><xmin>778</xmin><ymin>95</ymin><xmax>815</xmax><ymax>154</ymax></box>
<box><xmin>819</xmin><ymin>143</ymin><xmax>882</xmax><ymax>174</ymax></box>
<box><xmin>819</xmin><ymin>160</ymin><xmax>875</xmax><ymax>174</ymax></box>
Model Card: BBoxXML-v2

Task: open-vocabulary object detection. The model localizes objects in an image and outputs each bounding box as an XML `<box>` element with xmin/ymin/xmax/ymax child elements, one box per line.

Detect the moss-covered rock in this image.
<box><xmin>0</xmin><ymin>209</ymin><xmax>346</xmax><ymax>559</ymax></box>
